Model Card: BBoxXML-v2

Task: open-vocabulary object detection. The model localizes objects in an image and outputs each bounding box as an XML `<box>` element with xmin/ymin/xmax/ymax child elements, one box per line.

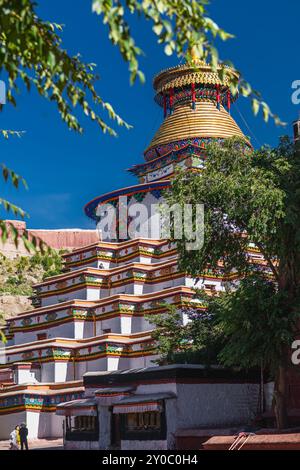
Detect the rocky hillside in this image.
<box><xmin>0</xmin><ymin>251</ymin><xmax>64</xmax><ymax>321</ymax></box>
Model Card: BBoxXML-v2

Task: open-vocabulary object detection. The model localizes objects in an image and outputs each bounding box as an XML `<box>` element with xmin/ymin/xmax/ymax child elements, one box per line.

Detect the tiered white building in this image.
<box><xmin>0</xmin><ymin>57</ymin><xmax>266</xmax><ymax>439</ymax></box>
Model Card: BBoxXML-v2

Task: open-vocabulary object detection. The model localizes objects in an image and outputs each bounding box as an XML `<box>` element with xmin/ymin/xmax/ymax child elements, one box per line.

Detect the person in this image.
<box><xmin>9</xmin><ymin>426</ymin><xmax>19</xmax><ymax>450</ymax></box>
<box><xmin>19</xmin><ymin>422</ymin><xmax>29</xmax><ymax>450</ymax></box>
<box><xmin>16</xmin><ymin>425</ymin><xmax>21</xmax><ymax>447</ymax></box>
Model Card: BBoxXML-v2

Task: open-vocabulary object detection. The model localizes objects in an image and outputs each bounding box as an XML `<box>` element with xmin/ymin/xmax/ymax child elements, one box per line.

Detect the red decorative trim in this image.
<box><xmin>169</xmin><ymin>88</ymin><xmax>174</xmax><ymax>114</ymax></box>
<box><xmin>163</xmin><ymin>94</ymin><xmax>167</xmax><ymax>118</ymax></box>
<box><xmin>191</xmin><ymin>83</ymin><xmax>196</xmax><ymax>110</ymax></box>
<box><xmin>227</xmin><ymin>90</ymin><xmax>231</xmax><ymax>112</ymax></box>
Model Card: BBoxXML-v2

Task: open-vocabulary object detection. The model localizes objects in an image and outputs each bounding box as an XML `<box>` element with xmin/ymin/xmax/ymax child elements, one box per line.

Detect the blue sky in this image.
<box><xmin>1</xmin><ymin>0</ymin><xmax>299</xmax><ymax>229</ymax></box>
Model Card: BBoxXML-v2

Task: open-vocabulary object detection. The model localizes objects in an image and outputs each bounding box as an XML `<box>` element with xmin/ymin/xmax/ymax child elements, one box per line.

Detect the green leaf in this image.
<box><xmin>153</xmin><ymin>23</ymin><xmax>163</xmax><ymax>36</ymax></box>
<box><xmin>47</xmin><ymin>52</ymin><xmax>56</xmax><ymax>69</ymax></box>
<box><xmin>252</xmin><ymin>98</ymin><xmax>260</xmax><ymax>116</ymax></box>
<box><xmin>164</xmin><ymin>44</ymin><xmax>173</xmax><ymax>56</ymax></box>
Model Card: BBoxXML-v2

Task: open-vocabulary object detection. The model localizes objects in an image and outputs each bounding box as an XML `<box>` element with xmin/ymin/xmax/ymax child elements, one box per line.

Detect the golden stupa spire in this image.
<box><xmin>144</xmin><ymin>51</ymin><xmax>248</xmax><ymax>161</ymax></box>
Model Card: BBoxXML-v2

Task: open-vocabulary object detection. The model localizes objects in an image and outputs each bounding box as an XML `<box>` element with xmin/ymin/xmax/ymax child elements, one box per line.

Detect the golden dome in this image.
<box><xmin>145</xmin><ymin>100</ymin><xmax>248</xmax><ymax>153</ymax></box>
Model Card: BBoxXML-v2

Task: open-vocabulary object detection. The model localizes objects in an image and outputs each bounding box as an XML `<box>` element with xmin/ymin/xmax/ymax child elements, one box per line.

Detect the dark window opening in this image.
<box><xmin>64</xmin><ymin>415</ymin><xmax>99</xmax><ymax>441</ymax></box>
<box><xmin>204</xmin><ymin>284</ymin><xmax>216</xmax><ymax>291</ymax></box>
<box><xmin>74</xmin><ymin>416</ymin><xmax>96</xmax><ymax>431</ymax></box>
<box><xmin>120</xmin><ymin>407</ymin><xmax>167</xmax><ymax>441</ymax></box>
<box><xmin>126</xmin><ymin>411</ymin><xmax>161</xmax><ymax>431</ymax></box>
<box><xmin>37</xmin><ymin>333</ymin><xmax>47</xmax><ymax>341</ymax></box>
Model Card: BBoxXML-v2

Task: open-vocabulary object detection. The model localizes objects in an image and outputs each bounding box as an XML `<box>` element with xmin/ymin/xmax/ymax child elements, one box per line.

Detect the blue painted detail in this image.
<box><xmin>84</xmin><ymin>181</ymin><xmax>170</xmax><ymax>222</ymax></box>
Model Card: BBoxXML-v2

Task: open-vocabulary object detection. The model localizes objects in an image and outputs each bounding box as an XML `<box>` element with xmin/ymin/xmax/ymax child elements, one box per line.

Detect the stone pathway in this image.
<box><xmin>0</xmin><ymin>438</ymin><xmax>63</xmax><ymax>450</ymax></box>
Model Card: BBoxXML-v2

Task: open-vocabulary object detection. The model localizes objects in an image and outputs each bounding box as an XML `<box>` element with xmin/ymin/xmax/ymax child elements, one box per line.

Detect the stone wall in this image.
<box><xmin>0</xmin><ymin>220</ymin><xmax>99</xmax><ymax>258</ymax></box>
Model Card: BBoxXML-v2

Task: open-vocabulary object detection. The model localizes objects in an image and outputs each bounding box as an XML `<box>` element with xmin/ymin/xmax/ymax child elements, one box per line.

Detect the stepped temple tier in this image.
<box><xmin>0</xmin><ymin>58</ymin><xmax>270</xmax><ymax>449</ymax></box>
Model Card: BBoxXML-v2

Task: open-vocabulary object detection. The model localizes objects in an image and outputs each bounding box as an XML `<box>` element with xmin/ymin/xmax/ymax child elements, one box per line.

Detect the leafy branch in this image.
<box><xmin>0</xmin><ymin>0</ymin><xmax>130</xmax><ymax>135</ymax></box>
<box><xmin>92</xmin><ymin>0</ymin><xmax>285</xmax><ymax>125</ymax></box>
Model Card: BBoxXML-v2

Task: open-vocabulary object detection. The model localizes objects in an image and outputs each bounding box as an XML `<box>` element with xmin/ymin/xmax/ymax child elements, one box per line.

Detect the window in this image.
<box><xmin>126</xmin><ymin>412</ymin><xmax>161</xmax><ymax>431</ymax></box>
<box><xmin>66</xmin><ymin>415</ymin><xmax>97</xmax><ymax>433</ymax></box>
<box><xmin>37</xmin><ymin>333</ymin><xmax>47</xmax><ymax>341</ymax></box>
<box><xmin>74</xmin><ymin>416</ymin><xmax>97</xmax><ymax>432</ymax></box>
<box><xmin>120</xmin><ymin>410</ymin><xmax>166</xmax><ymax>441</ymax></box>
<box><xmin>204</xmin><ymin>284</ymin><xmax>216</xmax><ymax>291</ymax></box>
<box><xmin>65</xmin><ymin>415</ymin><xmax>99</xmax><ymax>442</ymax></box>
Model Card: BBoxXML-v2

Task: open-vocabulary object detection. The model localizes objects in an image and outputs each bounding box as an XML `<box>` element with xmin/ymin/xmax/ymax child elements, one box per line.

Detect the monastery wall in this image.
<box><xmin>105</xmin><ymin>379</ymin><xmax>260</xmax><ymax>450</ymax></box>
<box><xmin>173</xmin><ymin>383</ymin><xmax>259</xmax><ymax>430</ymax></box>
<box><xmin>0</xmin><ymin>220</ymin><xmax>99</xmax><ymax>258</ymax></box>
<box><xmin>0</xmin><ymin>409</ymin><xmax>64</xmax><ymax>440</ymax></box>
<box><xmin>0</xmin><ymin>411</ymin><xmax>27</xmax><ymax>440</ymax></box>
<box><xmin>36</xmin><ymin>274</ymin><xmax>199</xmax><ymax>307</ymax></box>
<box><xmin>7</xmin><ymin>304</ymin><xmax>182</xmax><ymax>346</ymax></box>
<box><xmin>37</xmin><ymin>354</ymin><xmax>156</xmax><ymax>384</ymax></box>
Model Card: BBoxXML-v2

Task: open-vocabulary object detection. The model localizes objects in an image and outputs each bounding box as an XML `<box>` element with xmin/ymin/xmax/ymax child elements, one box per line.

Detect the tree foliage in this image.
<box><xmin>167</xmin><ymin>137</ymin><xmax>300</xmax><ymax>287</ymax></box>
<box><xmin>0</xmin><ymin>158</ymin><xmax>53</xmax><ymax>253</ymax></box>
<box><xmin>148</xmin><ymin>275</ymin><xmax>300</xmax><ymax>373</ymax></box>
<box><xmin>92</xmin><ymin>0</ymin><xmax>284</xmax><ymax>125</ymax></box>
<box><xmin>146</xmin><ymin>306</ymin><xmax>190</xmax><ymax>364</ymax></box>
<box><xmin>215</xmin><ymin>274</ymin><xmax>300</xmax><ymax>372</ymax></box>
<box><xmin>0</xmin><ymin>249</ymin><xmax>64</xmax><ymax>296</ymax></box>
<box><xmin>165</xmin><ymin>136</ymin><xmax>300</xmax><ymax>428</ymax></box>
<box><xmin>147</xmin><ymin>296</ymin><xmax>224</xmax><ymax>366</ymax></box>
<box><xmin>0</xmin><ymin>0</ymin><xmax>129</xmax><ymax>135</ymax></box>
<box><xmin>0</xmin><ymin>0</ymin><xmax>284</xmax><ymax>139</ymax></box>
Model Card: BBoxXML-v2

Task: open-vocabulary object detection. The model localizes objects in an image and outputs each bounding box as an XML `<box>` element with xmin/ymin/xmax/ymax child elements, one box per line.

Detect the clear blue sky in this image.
<box><xmin>1</xmin><ymin>0</ymin><xmax>299</xmax><ymax>229</ymax></box>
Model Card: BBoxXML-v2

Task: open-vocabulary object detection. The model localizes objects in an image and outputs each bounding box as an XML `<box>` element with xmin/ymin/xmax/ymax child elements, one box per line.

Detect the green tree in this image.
<box><xmin>147</xmin><ymin>296</ymin><xmax>224</xmax><ymax>366</ymax></box>
<box><xmin>146</xmin><ymin>306</ymin><xmax>190</xmax><ymax>364</ymax></box>
<box><xmin>149</xmin><ymin>274</ymin><xmax>300</xmax><ymax>428</ymax></box>
<box><xmin>214</xmin><ymin>274</ymin><xmax>300</xmax><ymax>428</ymax></box>
<box><xmin>166</xmin><ymin>136</ymin><xmax>300</xmax><ymax>429</ymax></box>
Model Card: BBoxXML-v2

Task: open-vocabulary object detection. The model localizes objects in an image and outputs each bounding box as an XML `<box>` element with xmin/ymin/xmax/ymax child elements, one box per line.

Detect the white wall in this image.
<box><xmin>26</xmin><ymin>410</ymin><xmax>41</xmax><ymax>438</ymax></box>
<box><xmin>120</xmin><ymin>316</ymin><xmax>132</xmax><ymax>335</ymax></box>
<box><xmin>14</xmin><ymin>367</ymin><xmax>37</xmax><ymax>385</ymax></box>
<box><xmin>163</xmin><ymin>382</ymin><xmax>260</xmax><ymax>448</ymax></box>
<box><xmin>41</xmin><ymin>362</ymin><xmax>55</xmax><ymax>383</ymax></box>
<box><xmin>0</xmin><ymin>410</ymin><xmax>64</xmax><ymax>440</ymax></box>
<box><xmin>96</xmin><ymin>317</ymin><xmax>120</xmax><ymax>335</ymax></box>
<box><xmin>40</xmin><ymin>288</ymin><xmax>88</xmax><ymax>307</ymax></box>
<box><xmin>14</xmin><ymin>322</ymin><xmax>75</xmax><ymax>345</ymax></box>
<box><xmin>28</xmin><ymin>411</ymin><xmax>64</xmax><ymax>438</ymax></box>
<box><xmin>100</xmin><ymin>381</ymin><xmax>260</xmax><ymax>450</ymax></box>
<box><xmin>55</xmin><ymin>361</ymin><xmax>69</xmax><ymax>383</ymax></box>
<box><xmin>128</xmin><ymin>354</ymin><xmax>158</xmax><ymax>369</ymax></box>
<box><xmin>86</xmin><ymin>288</ymin><xmax>101</xmax><ymax>301</ymax></box>
<box><xmin>74</xmin><ymin>321</ymin><xmax>85</xmax><ymax>339</ymax></box>
<box><xmin>38</xmin><ymin>352</ymin><xmax>154</xmax><ymax>385</ymax></box>
<box><xmin>0</xmin><ymin>411</ymin><xmax>26</xmax><ymax>439</ymax></box>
